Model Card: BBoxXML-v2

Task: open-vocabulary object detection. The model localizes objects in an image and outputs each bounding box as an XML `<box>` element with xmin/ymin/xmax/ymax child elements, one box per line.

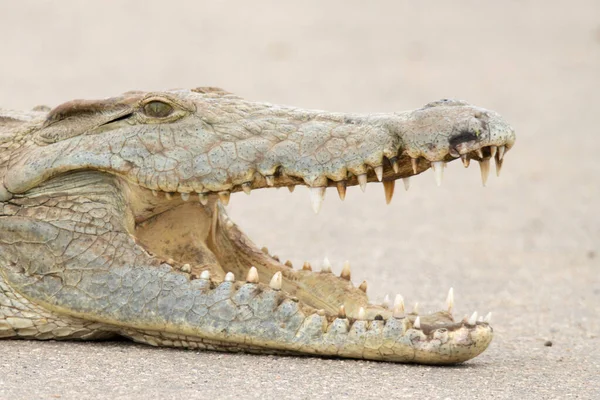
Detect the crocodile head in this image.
<box><xmin>0</xmin><ymin>87</ymin><xmax>515</xmax><ymax>364</ymax></box>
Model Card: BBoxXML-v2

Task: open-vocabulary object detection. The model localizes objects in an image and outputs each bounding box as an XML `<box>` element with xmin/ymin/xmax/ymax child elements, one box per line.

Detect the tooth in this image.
<box><xmin>498</xmin><ymin>145</ymin><xmax>506</xmax><ymax>161</ymax></box>
<box><xmin>358</xmin><ymin>174</ymin><xmax>367</xmax><ymax>192</ymax></box>
<box><xmin>152</xmin><ymin>190</ymin><xmax>158</xmax><ymax>197</ymax></box>
<box><xmin>340</xmin><ymin>260</ymin><xmax>351</xmax><ymax>280</ymax></box>
<box><xmin>484</xmin><ymin>312</ymin><xmax>492</xmax><ymax>323</ymax></box>
<box><xmin>338</xmin><ymin>305</ymin><xmax>346</xmax><ymax>318</ymax></box>
<box><xmin>261</xmin><ymin>247</ymin><xmax>269</xmax><ymax>254</ymax></box>
<box><xmin>414</xmin><ymin>316</ymin><xmax>421</xmax><ymax>329</ymax></box>
<box><xmin>284</xmin><ymin>260</ymin><xmax>293</xmax><ymax>268</ymax></box>
<box><xmin>200</xmin><ymin>270</ymin><xmax>211</xmax><ymax>280</ymax></box>
<box><xmin>224</xmin><ymin>272</ymin><xmax>235</xmax><ymax>282</ymax></box>
<box><xmin>476</xmin><ymin>148</ymin><xmax>484</xmax><ymax>158</ymax></box>
<box><xmin>302</xmin><ymin>261</ymin><xmax>312</xmax><ymax>271</ymax></box>
<box><xmin>265</xmin><ymin>175</ymin><xmax>275</xmax><ymax>186</ymax></box>
<box><xmin>374</xmin><ymin>165</ymin><xmax>384</xmax><ymax>181</ymax></box>
<box><xmin>165</xmin><ymin>192</ymin><xmax>173</xmax><ymax>200</ymax></box>
<box><xmin>321</xmin><ymin>257</ymin><xmax>332</xmax><ymax>273</ymax></box>
<box><xmin>358</xmin><ymin>281</ymin><xmax>368</xmax><ymax>293</ymax></box>
<box><xmin>402</xmin><ymin>177</ymin><xmax>410</xmax><ymax>191</ymax></box>
<box><xmin>413</xmin><ymin>302</ymin><xmax>419</xmax><ymax>314</ymax></box>
<box><xmin>287</xmin><ymin>185</ymin><xmax>295</xmax><ymax>193</ymax></box>
<box><xmin>382</xmin><ymin>294</ymin><xmax>391</xmax><ymax>309</ymax></box>
<box><xmin>489</xmin><ymin>145</ymin><xmax>497</xmax><ymax>158</ymax></box>
<box><xmin>336</xmin><ymin>181</ymin><xmax>347</xmax><ymax>201</ymax></box>
<box><xmin>218</xmin><ymin>191</ymin><xmax>230</xmax><ymax>205</ymax></box>
<box><xmin>461</xmin><ymin>154</ymin><xmax>470</xmax><ymax>168</ymax></box>
<box><xmin>478</xmin><ymin>316</ymin><xmax>484</xmax><ymax>322</ymax></box>
<box><xmin>393</xmin><ymin>294</ymin><xmax>405</xmax><ymax>318</ymax></box>
<box><xmin>269</xmin><ymin>271</ymin><xmax>282</xmax><ymax>290</ymax></box>
<box><xmin>309</xmin><ymin>187</ymin><xmax>326</xmax><ymax>214</ymax></box>
<box><xmin>357</xmin><ymin>307</ymin><xmax>366</xmax><ymax>320</ymax></box>
<box><xmin>390</xmin><ymin>157</ymin><xmax>399</xmax><ymax>174</ymax></box>
<box><xmin>181</xmin><ymin>192</ymin><xmax>190</xmax><ymax>201</ymax></box>
<box><xmin>495</xmin><ymin>158</ymin><xmax>503</xmax><ymax>177</ymax></box>
<box><xmin>199</xmin><ymin>194</ymin><xmax>208</xmax><ymax>205</ymax></box>
<box><xmin>242</xmin><ymin>183</ymin><xmax>252</xmax><ymax>195</ymax></box>
<box><xmin>431</xmin><ymin>161</ymin><xmax>445</xmax><ymax>186</ymax></box>
<box><xmin>446</xmin><ymin>287</ymin><xmax>454</xmax><ymax>314</ymax></box>
<box><xmin>479</xmin><ymin>159</ymin><xmax>490</xmax><ymax>186</ymax></box>
<box><xmin>411</xmin><ymin>158</ymin><xmax>418</xmax><ymax>174</ymax></box>
<box><xmin>181</xmin><ymin>264</ymin><xmax>191</xmax><ymax>273</ymax></box>
<box><xmin>468</xmin><ymin>311</ymin><xmax>478</xmax><ymax>325</ymax></box>
<box><xmin>383</xmin><ymin>180</ymin><xmax>395</xmax><ymax>204</ymax></box>
<box><xmin>246</xmin><ymin>266</ymin><xmax>259</xmax><ymax>283</ymax></box>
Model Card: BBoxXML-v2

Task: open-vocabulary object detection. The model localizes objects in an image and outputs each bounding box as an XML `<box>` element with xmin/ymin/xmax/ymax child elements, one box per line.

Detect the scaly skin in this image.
<box><xmin>0</xmin><ymin>87</ymin><xmax>515</xmax><ymax>364</ymax></box>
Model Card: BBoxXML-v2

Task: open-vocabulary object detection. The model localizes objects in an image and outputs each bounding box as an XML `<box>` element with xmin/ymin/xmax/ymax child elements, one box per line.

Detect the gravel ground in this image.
<box><xmin>0</xmin><ymin>1</ymin><xmax>599</xmax><ymax>399</ymax></box>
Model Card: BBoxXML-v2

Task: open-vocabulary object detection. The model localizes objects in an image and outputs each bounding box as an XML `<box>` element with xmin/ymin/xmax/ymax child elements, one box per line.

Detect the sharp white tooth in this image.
<box><xmin>479</xmin><ymin>159</ymin><xmax>490</xmax><ymax>186</ymax></box>
<box><xmin>393</xmin><ymin>294</ymin><xmax>405</xmax><ymax>318</ymax></box>
<box><xmin>411</xmin><ymin>158</ymin><xmax>418</xmax><ymax>174</ymax></box>
<box><xmin>181</xmin><ymin>192</ymin><xmax>190</xmax><ymax>201</ymax></box>
<box><xmin>413</xmin><ymin>302</ymin><xmax>419</xmax><ymax>314</ymax></box>
<box><xmin>358</xmin><ymin>280</ymin><xmax>368</xmax><ymax>293</ymax></box>
<box><xmin>269</xmin><ymin>271</ymin><xmax>282</xmax><ymax>290</ymax></box>
<box><xmin>336</xmin><ymin>181</ymin><xmax>347</xmax><ymax>201</ymax></box>
<box><xmin>468</xmin><ymin>311</ymin><xmax>478</xmax><ymax>325</ymax></box>
<box><xmin>181</xmin><ymin>264</ymin><xmax>191</xmax><ymax>273</ymax></box>
<box><xmin>357</xmin><ymin>307</ymin><xmax>366</xmax><ymax>320</ymax></box>
<box><xmin>218</xmin><ymin>191</ymin><xmax>230</xmax><ymax>205</ymax></box>
<box><xmin>340</xmin><ymin>260</ymin><xmax>351</xmax><ymax>280</ymax></box>
<box><xmin>461</xmin><ymin>154</ymin><xmax>470</xmax><ymax>168</ymax></box>
<box><xmin>382</xmin><ymin>294</ymin><xmax>391</xmax><ymax>309</ymax></box>
<box><xmin>338</xmin><ymin>305</ymin><xmax>346</xmax><ymax>318</ymax></box>
<box><xmin>374</xmin><ymin>165</ymin><xmax>384</xmax><ymax>181</ymax></box>
<box><xmin>431</xmin><ymin>161</ymin><xmax>445</xmax><ymax>187</ymax></box>
<box><xmin>309</xmin><ymin>187</ymin><xmax>326</xmax><ymax>214</ymax></box>
<box><xmin>446</xmin><ymin>287</ymin><xmax>454</xmax><ymax>314</ymax></box>
<box><xmin>495</xmin><ymin>158</ymin><xmax>503</xmax><ymax>177</ymax></box>
<box><xmin>476</xmin><ymin>149</ymin><xmax>484</xmax><ymax>158</ymax></box>
<box><xmin>484</xmin><ymin>312</ymin><xmax>492</xmax><ymax>324</ymax></box>
<box><xmin>165</xmin><ymin>192</ymin><xmax>173</xmax><ymax>200</ymax></box>
<box><xmin>246</xmin><ymin>266</ymin><xmax>259</xmax><ymax>283</ymax></box>
<box><xmin>478</xmin><ymin>316</ymin><xmax>484</xmax><ymax>322</ymax></box>
<box><xmin>402</xmin><ymin>177</ymin><xmax>410</xmax><ymax>191</ymax></box>
<box><xmin>152</xmin><ymin>190</ymin><xmax>158</xmax><ymax>197</ymax></box>
<box><xmin>357</xmin><ymin>174</ymin><xmax>367</xmax><ymax>192</ymax></box>
<box><xmin>321</xmin><ymin>257</ymin><xmax>332</xmax><ymax>273</ymax></box>
<box><xmin>383</xmin><ymin>180</ymin><xmax>395</xmax><ymax>204</ymax></box>
<box><xmin>265</xmin><ymin>175</ymin><xmax>275</xmax><ymax>186</ymax></box>
<box><xmin>199</xmin><ymin>194</ymin><xmax>208</xmax><ymax>205</ymax></box>
<box><xmin>224</xmin><ymin>272</ymin><xmax>235</xmax><ymax>282</ymax></box>
<box><xmin>489</xmin><ymin>145</ymin><xmax>497</xmax><ymax>158</ymax></box>
<box><xmin>200</xmin><ymin>270</ymin><xmax>211</xmax><ymax>280</ymax></box>
<box><xmin>391</xmin><ymin>158</ymin><xmax>399</xmax><ymax>174</ymax></box>
<box><xmin>242</xmin><ymin>183</ymin><xmax>252</xmax><ymax>195</ymax></box>
<box><xmin>287</xmin><ymin>185</ymin><xmax>295</xmax><ymax>193</ymax></box>
<box><xmin>414</xmin><ymin>316</ymin><xmax>421</xmax><ymax>329</ymax></box>
<box><xmin>498</xmin><ymin>145</ymin><xmax>506</xmax><ymax>161</ymax></box>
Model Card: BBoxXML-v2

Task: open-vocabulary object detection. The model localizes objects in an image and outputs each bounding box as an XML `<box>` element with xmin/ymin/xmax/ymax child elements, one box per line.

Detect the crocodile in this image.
<box><xmin>0</xmin><ymin>87</ymin><xmax>515</xmax><ymax>364</ymax></box>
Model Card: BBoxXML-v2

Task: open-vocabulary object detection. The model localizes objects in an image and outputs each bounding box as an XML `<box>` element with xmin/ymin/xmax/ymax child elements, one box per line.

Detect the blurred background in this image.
<box><xmin>1</xmin><ymin>1</ymin><xmax>599</xmax><ymax>399</ymax></box>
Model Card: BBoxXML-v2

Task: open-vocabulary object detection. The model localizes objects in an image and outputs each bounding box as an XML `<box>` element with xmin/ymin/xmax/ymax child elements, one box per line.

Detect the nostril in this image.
<box><xmin>449</xmin><ymin>131</ymin><xmax>478</xmax><ymax>148</ymax></box>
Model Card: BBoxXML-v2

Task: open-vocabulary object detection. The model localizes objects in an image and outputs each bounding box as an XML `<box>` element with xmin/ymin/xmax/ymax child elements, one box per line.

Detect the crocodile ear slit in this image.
<box><xmin>35</xmin><ymin>96</ymin><xmax>140</xmax><ymax>144</ymax></box>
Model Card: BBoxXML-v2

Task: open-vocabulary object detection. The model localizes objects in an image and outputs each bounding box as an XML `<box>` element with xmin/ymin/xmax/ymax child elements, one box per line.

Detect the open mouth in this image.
<box><xmin>122</xmin><ymin>144</ymin><xmax>505</xmax><ymax>341</ymax></box>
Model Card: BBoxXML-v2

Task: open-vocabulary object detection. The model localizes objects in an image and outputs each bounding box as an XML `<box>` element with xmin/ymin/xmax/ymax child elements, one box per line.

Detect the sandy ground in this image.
<box><xmin>1</xmin><ymin>1</ymin><xmax>599</xmax><ymax>399</ymax></box>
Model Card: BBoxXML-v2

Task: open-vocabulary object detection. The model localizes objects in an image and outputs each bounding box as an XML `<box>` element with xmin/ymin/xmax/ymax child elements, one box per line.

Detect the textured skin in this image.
<box><xmin>0</xmin><ymin>88</ymin><xmax>515</xmax><ymax>364</ymax></box>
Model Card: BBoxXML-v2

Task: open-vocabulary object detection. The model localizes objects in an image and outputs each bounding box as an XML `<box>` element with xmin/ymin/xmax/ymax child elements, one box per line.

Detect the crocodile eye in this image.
<box><xmin>143</xmin><ymin>101</ymin><xmax>174</xmax><ymax>118</ymax></box>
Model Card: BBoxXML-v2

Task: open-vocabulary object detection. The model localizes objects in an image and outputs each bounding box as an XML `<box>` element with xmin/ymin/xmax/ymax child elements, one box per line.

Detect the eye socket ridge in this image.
<box><xmin>142</xmin><ymin>100</ymin><xmax>174</xmax><ymax>118</ymax></box>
